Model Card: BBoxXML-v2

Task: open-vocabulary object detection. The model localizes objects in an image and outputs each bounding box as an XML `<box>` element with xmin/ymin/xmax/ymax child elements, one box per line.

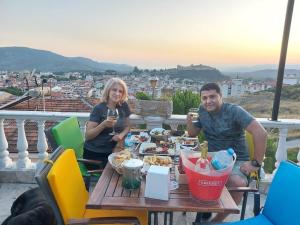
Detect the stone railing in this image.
<box><xmin>1</xmin><ymin>110</ymin><xmax>300</xmax><ymax>182</ymax></box>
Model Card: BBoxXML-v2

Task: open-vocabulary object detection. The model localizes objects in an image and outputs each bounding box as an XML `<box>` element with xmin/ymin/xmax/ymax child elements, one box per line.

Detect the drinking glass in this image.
<box><xmin>107</xmin><ymin>108</ymin><xmax>119</xmax><ymax>135</ymax></box>
<box><xmin>188</xmin><ymin>108</ymin><xmax>199</xmax><ymax>121</ymax></box>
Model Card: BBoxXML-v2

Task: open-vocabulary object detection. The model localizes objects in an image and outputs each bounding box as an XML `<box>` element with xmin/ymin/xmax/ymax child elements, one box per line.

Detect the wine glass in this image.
<box><xmin>107</xmin><ymin>108</ymin><xmax>119</xmax><ymax>135</ymax></box>
<box><xmin>188</xmin><ymin>108</ymin><xmax>199</xmax><ymax>121</ymax></box>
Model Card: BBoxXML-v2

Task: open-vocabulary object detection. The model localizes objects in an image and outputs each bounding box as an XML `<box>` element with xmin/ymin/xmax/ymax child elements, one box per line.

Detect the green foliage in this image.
<box><xmin>0</xmin><ymin>87</ymin><xmax>24</xmax><ymax>96</ymax></box>
<box><xmin>263</xmin><ymin>137</ymin><xmax>278</xmax><ymax>173</ymax></box>
<box><xmin>172</xmin><ymin>90</ymin><xmax>201</xmax><ymax>115</ymax></box>
<box><xmin>135</xmin><ymin>92</ymin><xmax>151</xmax><ymax>100</ymax></box>
<box><xmin>263</xmin><ymin>136</ymin><xmax>299</xmax><ymax>173</ymax></box>
<box><xmin>266</xmin><ymin>84</ymin><xmax>300</xmax><ymax>100</ymax></box>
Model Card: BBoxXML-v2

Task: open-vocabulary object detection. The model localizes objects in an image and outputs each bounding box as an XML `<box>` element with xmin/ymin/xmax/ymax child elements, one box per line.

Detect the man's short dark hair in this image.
<box><xmin>200</xmin><ymin>82</ymin><xmax>221</xmax><ymax>95</ymax></box>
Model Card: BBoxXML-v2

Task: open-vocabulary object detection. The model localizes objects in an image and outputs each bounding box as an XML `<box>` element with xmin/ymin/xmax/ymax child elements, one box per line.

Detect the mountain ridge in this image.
<box><xmin>0</xmin><ymin>46</ymin><xmax>133</xmax><ymax>72</ymax></box>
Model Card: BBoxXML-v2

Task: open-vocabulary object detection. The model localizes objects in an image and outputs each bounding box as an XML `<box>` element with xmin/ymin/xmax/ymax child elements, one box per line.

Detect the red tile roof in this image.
<box><xmin>4</xmin><ymin>97</ymin><xmax>95</xmax><ymax>154</ymax></box>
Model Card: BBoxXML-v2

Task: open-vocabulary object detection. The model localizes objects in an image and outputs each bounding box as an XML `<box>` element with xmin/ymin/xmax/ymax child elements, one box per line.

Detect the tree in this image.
<box><xmin>132</xmin><ymin>66</ymin><xmax>141</xmax><ymax>74</ymax></box>
<box><xmin>0</xmin><ymin>87</ymin><xmax>24</xmax><ymax>96</ymax></box>
<box><xmin>135</xmin><ymin>92</ymin><xmax>151</xmax><ymax>100</ymax></box>
<box><xmin>172</xmin><ymin>90</ymin><xmax>200</xmax><ymax>115</ymax></box>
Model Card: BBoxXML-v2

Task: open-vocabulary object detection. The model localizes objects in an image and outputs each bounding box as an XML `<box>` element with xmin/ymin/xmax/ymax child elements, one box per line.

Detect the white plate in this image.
<box><xmin>150</xmin><ymin>128</ymin><xmax>165</xmax><ymax>136</ymax></box>
<box><xmin>130</xmin><ymin>132</ymin><xmax>150</xmax><ymax>143</ymax></box>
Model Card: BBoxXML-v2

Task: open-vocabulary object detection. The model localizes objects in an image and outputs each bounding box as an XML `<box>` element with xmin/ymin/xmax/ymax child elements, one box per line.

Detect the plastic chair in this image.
<box><xmin>240</xmin><ymin>132</ymin><xmax>261</xmax><ymax>219</ymax></box>
<box><xmin>50</xmin><ymin>117</ymin><xmax>103</xmax><ymax>187</ymax></box>
<box><xmin>35</xmin><ymin>146</ymin><xmax>148</xmax><ymax>225</ymax></box>
<box><xmin>214</xmin><ymin>160</ymin><xmax>300</xmax><ymax>225</ymax></box>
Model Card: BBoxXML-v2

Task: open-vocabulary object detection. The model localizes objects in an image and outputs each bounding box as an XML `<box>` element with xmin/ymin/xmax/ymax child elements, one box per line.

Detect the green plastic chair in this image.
<box><xmin>51</xmin><ymin>117</ymin><xmax>103</xmax><ymax>186</ymax></box>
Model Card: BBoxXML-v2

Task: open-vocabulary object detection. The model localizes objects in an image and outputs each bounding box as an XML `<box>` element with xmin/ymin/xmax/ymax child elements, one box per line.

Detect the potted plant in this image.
<box><xmin>129</xmin><ymin>92</ymin><xmax>173</xmax><ymax>118</ymax></box>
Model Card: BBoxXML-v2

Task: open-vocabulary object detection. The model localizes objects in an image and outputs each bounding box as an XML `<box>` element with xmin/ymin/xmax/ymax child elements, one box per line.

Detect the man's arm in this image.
<box><xmin>186</xmin><ymin>114</ymin><xmax>201</xmax><ymax>137</ymax></box>
<box><xmin>245</xmin><ymin>120</ymin><xmax>267</xmax><ymax>164</ymax></box>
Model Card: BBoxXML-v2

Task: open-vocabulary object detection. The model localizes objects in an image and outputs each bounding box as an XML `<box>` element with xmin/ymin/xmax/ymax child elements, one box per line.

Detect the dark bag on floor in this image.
<box><xmin>1</xmin><ymin>187</ymin><xmax>56</xmax><ymax>225</ymax></box>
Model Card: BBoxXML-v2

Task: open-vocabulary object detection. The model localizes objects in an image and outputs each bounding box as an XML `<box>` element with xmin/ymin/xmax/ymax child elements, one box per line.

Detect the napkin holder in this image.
<box><xmin>145</xmin><ymin>165</ymin><xmax>170</xmax><ymax>201</ymax></box>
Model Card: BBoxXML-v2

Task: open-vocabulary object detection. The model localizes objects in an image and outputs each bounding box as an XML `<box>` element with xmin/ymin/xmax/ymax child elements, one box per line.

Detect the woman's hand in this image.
<box><xmin>111</xmin><ymin>134</ymin><xmax>124</xmax><ymax>142</ymax></box>
<box><xmin>103</xmin><ymin>118</ymin><xmax>115</xmax><ymax>128</ymax></box>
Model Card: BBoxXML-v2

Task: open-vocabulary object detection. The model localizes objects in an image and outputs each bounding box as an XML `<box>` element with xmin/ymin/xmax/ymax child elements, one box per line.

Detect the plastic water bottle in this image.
<box><xmin>211</xmin><ymin>148</ymin><xmax>235</xmax><ymax>170</ymax></box>
<box><xmin>125</xmin><ymin>133</ymin><xmax>133</xmax><ymax>148</ymax></box>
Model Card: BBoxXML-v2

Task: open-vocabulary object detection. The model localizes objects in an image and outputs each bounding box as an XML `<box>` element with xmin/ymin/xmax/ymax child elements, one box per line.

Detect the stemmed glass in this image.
<box><xmin>188</xmin><ymin>108</ymin><xmax>199</xmax><ymax>121</ymax></box>
<box><xmin>107</xmin><ymin>108</ymin><xmax>119</xmax><ymax>135</ymax></box>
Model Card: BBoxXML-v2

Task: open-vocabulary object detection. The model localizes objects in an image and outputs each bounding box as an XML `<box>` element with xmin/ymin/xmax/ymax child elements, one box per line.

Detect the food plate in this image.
<box><xmin>150</xmin><ymin>128</ymin><xmax>165</xmax><ymax>135</ymax></box>
<box><xmin>130</xmin><ymin>132</ymin><xmax>150</xmax><ymax>143</ymax></box>
<box><xmin>142</xmin><ymin>155</ymin><xmax>173</xmax><ymax>173</ymax></box>
<box><xmin>138</xmin><ymin>142</ymin><xmax>178</xmax><ymax>156</ymax></box>
<box><xmin>150</xmin><ymin>128</ymin><xmax>170</xmax><ymax>141</ymax></box>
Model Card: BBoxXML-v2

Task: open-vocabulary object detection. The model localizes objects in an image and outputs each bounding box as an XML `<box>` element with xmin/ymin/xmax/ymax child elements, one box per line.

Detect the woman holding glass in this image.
<box><xmin>84</xmin><ymin>78</ymin><xmax>131</xmax><ymax>169</ymax></box>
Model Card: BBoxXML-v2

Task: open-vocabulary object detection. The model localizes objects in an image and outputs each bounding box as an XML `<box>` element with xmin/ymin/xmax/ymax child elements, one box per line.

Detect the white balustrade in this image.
<box><xmin>0</xmin><ymin>119</ymin><xmax>12</xmax><ymax>169</ymax></box>
<box><xmin>78</xmin><ymin>119</ymin><xmax>88</xmax><ymax>137</ymax></box>
<box><xmin>275</xmin><ymin>128</ymin><xmax>288</xmax><ymax>169</ymax></box>
<box><xmin>16</xmin><ymin>119</ymin><xmax>31</xmax><ymax>169</ymax></box>
<box><xmin>36</xmin><ymin>120</ymin><xmax>48</xmax><ymax>170</ymax></box>
<box><xmin>144</xmin><ymin>116</ymin><xmax>164</xmax><ymax>129</ymax></box>
<box><xmin>0</xmin><ymin>110</ymin><xmax>300</xmax><ymax>180</ymax></box>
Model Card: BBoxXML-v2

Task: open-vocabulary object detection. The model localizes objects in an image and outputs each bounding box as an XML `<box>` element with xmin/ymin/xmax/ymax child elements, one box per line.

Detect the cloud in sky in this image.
<box><xmin>0</xmin><ymin>0</ymin><xmax>299</xmax><ymax>68</ymax></box>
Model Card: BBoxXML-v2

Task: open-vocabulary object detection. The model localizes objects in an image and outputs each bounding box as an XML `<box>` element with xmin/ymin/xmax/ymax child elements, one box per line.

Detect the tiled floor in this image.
<box><xmin>0</xmin><ymin>182</ymin><xmax>266</xmax><ymax>224</ymax></box>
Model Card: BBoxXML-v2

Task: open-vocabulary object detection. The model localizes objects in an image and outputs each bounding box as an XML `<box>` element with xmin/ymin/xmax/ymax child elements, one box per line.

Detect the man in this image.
<box><xmin>187</xmin><ymin>82</ymin><xmax>267</xmax><ymax>222</ymax></box>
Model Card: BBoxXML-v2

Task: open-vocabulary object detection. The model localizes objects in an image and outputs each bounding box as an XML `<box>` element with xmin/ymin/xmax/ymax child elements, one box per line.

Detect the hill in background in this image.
<box><xmin>154</xmin><ymin>64</ymin><xmax>229</xmax><ymax>82</ymax></box>
<box><xmin>225</xmin><ymin>85</ymin><xmax>300</xmax><ymax>119</ymax></box>
<box><xmin>0</xmin><ymin>47</ymin><xmax>133</xmax><ymax>72</ymax></box>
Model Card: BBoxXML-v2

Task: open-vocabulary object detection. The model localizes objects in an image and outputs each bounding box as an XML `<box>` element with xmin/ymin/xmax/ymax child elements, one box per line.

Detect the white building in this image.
<box><xmin>283</xmin><ymin>74</ymin><xmax>298</xmax><ymax>85</ymax></box>
<box><xmin>220</xmin><ymin>79</ymin><xmax>244</xmax><ymax>98</ymax></box>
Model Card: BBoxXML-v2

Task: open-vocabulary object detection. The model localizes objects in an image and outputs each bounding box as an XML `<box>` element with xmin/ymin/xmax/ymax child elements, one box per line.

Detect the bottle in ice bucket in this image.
<box><xmin>195</xmin><ymin>141</ymin><xmax>210</xmax><ymax>174</ymax></box>
<box><xmin>211</xmin><ymin>148</ymin><xmax>235</xmax><ymax>170</ymax></box>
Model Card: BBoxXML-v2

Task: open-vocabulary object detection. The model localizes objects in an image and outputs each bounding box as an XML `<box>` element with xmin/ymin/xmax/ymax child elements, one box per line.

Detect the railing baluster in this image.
<box><xmin>78</xmin><ymin>119</ymin><xmax>87</xmax><ymax>139</ymax></box>
<box><xmin>144</xmin><ymin>116</ymin><xmax>164</xmax><ymax>129</ymax></box>
<box><xmin>274</xmin><ymin>128</ymin><xmax>288</xmax><ymax>170</ymax></box>
<box><xmin>36</xmin><ymin>120</ymin><xmax>48</xmax><ymax>170</ymax></box>
<box><xmin>16</xmin><ymin>119</ymin><xmax>32</xmax><ymax>169</ymax></box>
<box><xmin>0</xmin><ymin>119</ymin><xmax>13</xmax><ymax>169</ymax></box>
<box><xmin>169</xmin><ymin>123</ymin><xmax>179</xmax><ymax>131</ymax></box>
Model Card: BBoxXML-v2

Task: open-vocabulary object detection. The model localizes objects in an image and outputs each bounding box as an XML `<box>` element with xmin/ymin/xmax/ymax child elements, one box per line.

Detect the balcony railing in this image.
<box><xmin>1</xmin><ymin>110</ymin><xmax>300</xmax><ymax>182</ymax></box>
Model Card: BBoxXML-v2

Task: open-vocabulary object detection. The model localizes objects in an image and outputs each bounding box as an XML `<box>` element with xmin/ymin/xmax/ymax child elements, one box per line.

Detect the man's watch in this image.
<box><xmin>251</xmin><ymin>159</ymin><xmax>262</xmax><ymax>168</ymax></box>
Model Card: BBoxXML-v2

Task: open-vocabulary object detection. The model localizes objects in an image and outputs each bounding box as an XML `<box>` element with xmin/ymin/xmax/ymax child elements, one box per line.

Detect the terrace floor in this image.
<box><xmin>0</xmin><ymin>182</ymin><xmax>267</xmax><ymax>224</ymax></box>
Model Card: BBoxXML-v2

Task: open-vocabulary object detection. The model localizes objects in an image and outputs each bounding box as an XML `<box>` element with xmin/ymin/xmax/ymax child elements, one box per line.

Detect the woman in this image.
<box><xmin>83</xmin><ymin>78</ymin><xmax>131</xmax><ymax>168</ymax></box>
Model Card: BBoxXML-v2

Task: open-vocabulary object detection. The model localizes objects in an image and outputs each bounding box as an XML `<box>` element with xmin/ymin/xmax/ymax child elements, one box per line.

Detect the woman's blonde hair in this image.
<box><xmin>101</xmin><ymin>77</ymin><xmax>128</xmax><ymax>103</ymax></box>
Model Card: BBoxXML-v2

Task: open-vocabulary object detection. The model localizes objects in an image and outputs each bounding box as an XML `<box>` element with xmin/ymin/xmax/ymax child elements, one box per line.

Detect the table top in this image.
<box><xmin>86</xmin><ymin>163</ymin><xmax>240</xmax><ymax>214</ymax></box>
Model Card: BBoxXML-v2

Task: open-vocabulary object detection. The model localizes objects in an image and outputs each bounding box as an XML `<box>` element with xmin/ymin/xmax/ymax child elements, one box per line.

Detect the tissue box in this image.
<box><xmin>145</xmin><ymin>165</ymin><xmax>170</xmax><ymax>201</ymax></box>
<box><xmin>175</xmin><ymin>165</ymin><xmax>188</xmax><ymax>184</ymax></box>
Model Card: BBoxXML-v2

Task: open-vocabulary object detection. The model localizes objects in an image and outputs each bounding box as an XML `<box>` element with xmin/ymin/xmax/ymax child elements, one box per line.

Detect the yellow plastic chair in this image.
<box><xmin>35</xmin><ymin>147</ymin><xmax>148</xmax><ymax>225</ymax></box>
<box><xmin>241</xmin><ymin>131</ymin><xmax>261</xmax><ymax>219</ymax></box>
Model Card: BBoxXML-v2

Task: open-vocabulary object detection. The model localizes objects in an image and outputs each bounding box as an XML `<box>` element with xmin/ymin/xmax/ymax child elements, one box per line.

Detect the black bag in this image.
<box><xmin>1</xmin><ymin>187</ymin><xmax>56</xmax><ymax>225</ymax></box>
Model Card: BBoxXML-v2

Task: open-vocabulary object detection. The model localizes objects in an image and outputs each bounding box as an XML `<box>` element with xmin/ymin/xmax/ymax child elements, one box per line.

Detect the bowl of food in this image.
<box><xmin>108</xmin><ymin>149</ymin><xmax>131</xmax><ymax>174</ymax></box>
<box><xmin>150</xmin><ymin>128</ymin><xmax>170</xmax><ymax>141</ymax></box>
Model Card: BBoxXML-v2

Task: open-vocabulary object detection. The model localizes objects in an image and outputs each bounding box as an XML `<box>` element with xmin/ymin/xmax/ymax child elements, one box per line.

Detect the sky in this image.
<box><xmin>0</xmin><ymin>0</ymin><xmax>299</xmax><ymax>69</ymax></box>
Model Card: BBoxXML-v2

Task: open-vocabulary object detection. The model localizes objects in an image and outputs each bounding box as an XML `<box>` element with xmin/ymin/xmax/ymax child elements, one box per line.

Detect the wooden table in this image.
<box><xmin>87</xmin><ymin>163</ymin><xmax>239</xmax><ymax>215</ymax></box>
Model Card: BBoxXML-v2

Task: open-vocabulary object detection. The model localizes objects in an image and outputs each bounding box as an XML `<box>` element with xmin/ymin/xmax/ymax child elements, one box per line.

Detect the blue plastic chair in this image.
<box><xmin>215</xmin><ymin>160</ymin><xmax>300</xmax><ymax>225</ymax></box>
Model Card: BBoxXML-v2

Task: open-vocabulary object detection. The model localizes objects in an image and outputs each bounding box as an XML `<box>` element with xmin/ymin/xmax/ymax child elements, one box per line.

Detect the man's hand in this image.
<box><xmin>240</xmin><ymin>161</ymin><xmax>259</xmax><ymax>176</ymax></box>
<box><xmin>186</xmin><ymin>113</ymin><xmax>194</xmax><ymax>125</ymax></box>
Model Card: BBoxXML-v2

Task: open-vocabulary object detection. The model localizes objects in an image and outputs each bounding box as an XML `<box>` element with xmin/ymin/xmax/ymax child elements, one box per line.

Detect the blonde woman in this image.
<box><xmin>84</xmin><ymin>78</ymin><xmax>131</xmax><ymax>168</ymax></box>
